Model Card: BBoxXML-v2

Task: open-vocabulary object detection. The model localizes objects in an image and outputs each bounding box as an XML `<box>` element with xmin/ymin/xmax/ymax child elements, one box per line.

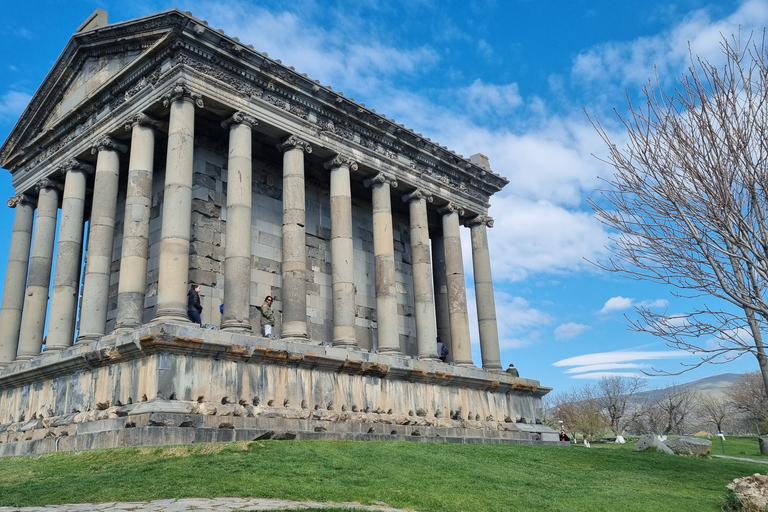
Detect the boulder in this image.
<box><xmin>664</xmin><ymin>436</ymin><xmax>711</xmax><ymax>455</ymax></box>
<box><xmin>634</xmin><ymin>433</ymin><xmax>674</xmax><ymax>454</ymax></box>
<box><xmin>727</xmin><ymin>473</ymin><xmax>768</xmax><ymax>511</ymax></box>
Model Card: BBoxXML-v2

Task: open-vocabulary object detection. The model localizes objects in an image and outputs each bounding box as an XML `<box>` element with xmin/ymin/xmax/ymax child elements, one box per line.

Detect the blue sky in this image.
<box><xmin>0</xmin><ymin>0</ymin><xmax>764</xmax><ymax>394</ymax></box>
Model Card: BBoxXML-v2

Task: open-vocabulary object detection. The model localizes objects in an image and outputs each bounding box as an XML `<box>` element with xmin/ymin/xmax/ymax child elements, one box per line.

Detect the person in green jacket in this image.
<box><xmin>260</xmin><ymin>295</ymin><xmax>275</xmax><ymax>337</ymax></box>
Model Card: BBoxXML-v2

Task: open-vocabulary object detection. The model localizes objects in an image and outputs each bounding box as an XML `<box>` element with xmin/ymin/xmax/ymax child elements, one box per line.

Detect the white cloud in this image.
<box><xmin>638</xmin><ymin>299</ymin><xmax>669</xmax><ymax>309</ymax></box>
<box><xmin>564</xmin><ymin>362</ymin><xmax>643</xmax><ymax>373</ymax></box>
<box><xmin>554</xmin><ymin>322</ymin><xmax>590</xmax><ymax>341</ymax></box>
<box><xmin>0</xmin><ymin>91</ymin><xmax>31</xmax><ymax>119</ymax></box>
<box><xmin>600</xmin><ymin>296</ymin><xmax>634</xmax><ymax>314</ymax></box>
<box><xmin>463</xmin><ymin>79</ymin><xmax>522</xmax><ymax>117</ymax></box>
<box><xmin>569</xmin><ymin>371</ymin><xmax>647</xmax><ymax>380</ymax></box>
<box><xmin>553</xmin><ymin>349</ymin><xmax>693</xmax><ymax>367</ymax></box>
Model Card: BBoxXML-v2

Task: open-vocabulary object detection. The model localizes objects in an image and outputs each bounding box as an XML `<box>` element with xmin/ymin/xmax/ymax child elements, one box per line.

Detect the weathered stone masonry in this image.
<box><xmin>0</xmin><ymin>9</ymin><xmax>558</xmax><ymax>454</ymax></box>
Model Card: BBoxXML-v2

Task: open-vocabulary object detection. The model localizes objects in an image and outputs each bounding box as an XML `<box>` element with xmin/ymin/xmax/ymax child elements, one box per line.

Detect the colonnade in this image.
<box><xmin>0</xmin><ymin>82</ymin><xmax>503</xmax><ymax>370</ymax></box>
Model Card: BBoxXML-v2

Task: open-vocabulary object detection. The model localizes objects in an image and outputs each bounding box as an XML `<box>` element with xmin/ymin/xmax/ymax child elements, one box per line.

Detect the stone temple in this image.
<box><xmin>0</xmin><ymin>9</ymin><xmax>557</xmax><ymax>455</ymax></box>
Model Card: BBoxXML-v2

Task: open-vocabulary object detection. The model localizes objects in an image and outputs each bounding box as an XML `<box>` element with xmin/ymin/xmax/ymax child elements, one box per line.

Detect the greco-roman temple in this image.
<box><xmin>0</xmin><ymin>9</ymin><xmax>556</xmax><ymax>456</ymax></box>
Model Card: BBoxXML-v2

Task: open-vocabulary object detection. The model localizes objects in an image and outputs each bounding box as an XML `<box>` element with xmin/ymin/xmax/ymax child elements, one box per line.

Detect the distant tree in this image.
<box><xmin>596</xmin><ymin>375</ymin><xmax>646</xmax><ymax>435</ymax></box>
<box><xmin>549</xmin><ymin>384</ymin><xmax>609</xmax><ymax>441</ymax></box>
<box><xmin>627</xmin><ymin>385</ymin><xmax>698</xmax><ymax>435</ymax></box>
<box><xmin>698</xmin><ymin>392</ymin><xmax>732</xmax><ymax>434</ymax></box>
<box><xmin>589</xmin><ymin>32</ymin><xmax>768</xmax><ymax>405</ymax></box>
<box><xmin>726</xmin><ymin>371</ymin><xmax>768</xmax><ymax>432</ymax></box>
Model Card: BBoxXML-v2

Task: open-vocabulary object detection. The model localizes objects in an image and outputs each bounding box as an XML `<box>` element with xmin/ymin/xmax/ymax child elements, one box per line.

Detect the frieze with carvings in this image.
<box><xmin>263</xmin><ymin>94</ymin><xmax>286</xmax><ymax>110</ymax></box>
<box><xmin>124</xmin><ymin>69</ymin><xmax>161</xmax><ymax>101</ymax></box>
<box><xmin>289</xmin><ymin>104</ymin><xmax>308</xmax><ymax>120</ymax></box>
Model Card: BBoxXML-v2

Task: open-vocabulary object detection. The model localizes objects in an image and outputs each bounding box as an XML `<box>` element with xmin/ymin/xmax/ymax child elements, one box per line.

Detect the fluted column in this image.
<box><xmin>46</xmin><ymin>160</ymin><xmax>93</xmax><ymax>350</ymax></box>
<box><xmin>364</xmin><ymin>173</ymin><xmax>400</xmax><ymax>354</ymax></box>
<box><xmin>17</xmin><ymin>179</ymin><xmax>61</xmax><ymax>360</ymax></box>
<box><xmin>115</xmin><ymin>114</ymin><xmax>162</xmax><ymax>330</ymax></box>
<box><xmin>402</xmin><ymin>189</ymin><xmax>438</xmax><ymax>360</ymax></box>
<box><xmin>466</xmin><ymin>215</ymin><xmax>502</xmax><ymax>370</ymax></box>
<box><xmin>279</xmin><ymin>135</ymin><xmax>312</xmax><ymax>339</ymax></box>
<box><xmin>78</xmin><ymin>136</ymin><xmax>128</xmax><ymax>341</ymax></box>
<box><xmin>0</xmin><ymin>194</ymin><xmax>36</xmax><ymax>364</ymax></box>
<box><xmin>325</xmin><ymin>156</ymin><xmax>357</xmax><ymax>346</ymax></box>
<box><xmin>221</xmin><ymin>112</ymin><xmax>256</xmax><ymax>332</ymax></box>
<box><xmin>155</xmin><ymin>82</ymin><xmax>202</xmax><ymax>322</ymax></box>
<box><xmin>442</xmin><ymin>204</ymin><xmax>473</xmax><ymax>366</ymax></box>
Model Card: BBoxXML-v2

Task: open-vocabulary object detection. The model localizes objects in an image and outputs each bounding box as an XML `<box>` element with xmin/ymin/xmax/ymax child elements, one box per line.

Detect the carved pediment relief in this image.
<box><xmin>42</xmin><ymin>51</ymin><xmax>144</xmax><ymax>131</ymax></box>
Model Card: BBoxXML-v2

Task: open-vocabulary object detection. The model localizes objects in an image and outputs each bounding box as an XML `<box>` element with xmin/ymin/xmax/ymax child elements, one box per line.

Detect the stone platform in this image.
<box><xmin>0</xmin><ymin>322</ymin><xmax>557</xmax><ymax>456</ymax></box>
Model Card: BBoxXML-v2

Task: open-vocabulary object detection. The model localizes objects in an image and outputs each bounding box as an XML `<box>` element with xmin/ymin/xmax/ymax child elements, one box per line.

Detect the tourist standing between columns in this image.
<box><xmin>221</xmin><ymin>112</ymin><xmax>256</xmax><ymax>332</ymax></box>
<box><xmin>402</xmin><ymin>189</ymin><xmax>439</xmax><ymax>360</ymax></box>
<box><xmin>278</xmin><ymin>135</ymin><xmax>312</xmax><ymax>339</ymax></box>
<box><xmin>154</xmin><ymin>81</ymin><xmax>203</xmax><ymax>322</ymax></box>
<box><xmin>325</xmin><ymin>156</ymin><xmax>357</xmax><ymax>347</ymax></box>
<box><xmin>0</xmin><ymin>194</ymin><xmax>35</xmax><ymax>364</ymax></box>
<box><xmin>466</xmin><ymin>215</ymin><xmax>502</xmax><ymax>370</ymax></box>
<box><xmin>441</xmin><ymin>204</ymin><xmax>473</xmax><ymax>366</ymax></box>
<box><xmin>364</xmin><ymin>173</ymin><xmax>400</xmax><ymax>354</ymax></box>
<box><xmin>77</xmin><ymin>136</ymin><xmax>128</xmax><ymax>341</ymax></box>
<box><xmin>16</xmin><ymin>179</ymin><xmax>62</xmax><ymax>360</ymax></box>
<box><xmin>46</xmin><ymin>160</ymin><xmax>92</xmax><ymax>350</ymax></box>
<box><xmin>115</xmin><ymin>113</ymin><xmax>163</xmax><ymax>330</ymax></box>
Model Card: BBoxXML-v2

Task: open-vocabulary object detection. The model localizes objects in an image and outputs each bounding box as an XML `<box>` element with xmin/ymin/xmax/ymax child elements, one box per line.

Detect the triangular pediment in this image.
<box><xmin>0</xmin><ymin>10</ymin><xmax>188</xmax><ymax>170</ymax></box>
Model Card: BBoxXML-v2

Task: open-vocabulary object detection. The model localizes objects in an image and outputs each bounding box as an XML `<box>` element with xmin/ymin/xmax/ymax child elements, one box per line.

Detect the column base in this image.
<box><xmin>281</xmin><ymin>321</ymin><xmax>308</xmax><ymax>340</ymax></box>
<box><xmin>221</xmin><ymin>320</ymin><xmax>252</xmax><ymax>332</ymax></box>
<box><xmin>332</xmin><ymin>339</ymin><xmax>357</xmax><ymax>348</ymax></box>
<box><xmin>482</xmin><ymin>364</ymin><xmax>504</xmax><ymax>371</ymax></box>
<box><xmin>76</xmin><ymin>333</ymin><xmax>104</xmax><ymax>343</ymax></box>
<box><xmin>154</xmin><ymin>308</ymin><xmax>190</xmax><ymax>322</ymax></box>
<box><xmin>14</xmin><ymin>353</ymin><xmax>36</xmax><ymax>362</ymax></box>
<box><xmin>377</xmin><ymin>347</ymin><xmax>402</xmax><ymax>355</ymax></box>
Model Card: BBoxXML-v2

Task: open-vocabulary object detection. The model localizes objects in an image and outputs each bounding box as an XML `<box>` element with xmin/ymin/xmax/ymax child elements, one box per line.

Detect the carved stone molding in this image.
<box><xmin>402</xmin><ymin>189</ymin><xmax>433</xmax><ymax>204</ymax></box>
<box><xmin>60</xmin><ymin>158</ymin><xmax>95</xmax><ymax>174</ymax></box>
<box><xmin>465</xmin><ymin>215</ymin><xmax>494</xmax><ymax>229</ymax></box>
<box><xmin>34</xmin><ymin>178</ymin><xmax>64</xmax><ymax>194</ymax></box>
<box><xmin>438</xmin><ymin>202</ymin><xmax>465</xmax><ymax>217</ymax></box>
<box><xmin>278</xmin><ymin>135</ymin><xmax>313</xmax><ymax>154</ymax></box>
<box><xmin>221</xmin><ymin>111</ymin><xmax>258</xmax><ymax>130</ymax></box>
<box><xmin>161</xmin><ymin>80</ymin><xmax>204</xmax><ymax>108</ymax></box>
<box><xmin>91</xmin><ymin>136</ymin><xmax>129</xmax><ymax>155</ymax></box>
<box><xmin>7</xmin><ymin>194</ymin><xmax>36</xmax><ymax>208</ymax></box>
<box><xmin>363</xmin><ymin>172</ymin><xmax>398</xmax><ymax>189</ymax></box>
<box><xmin>323</xmin><ymin>155</ymin><xmax>358</xmax><ymax>172</ymax></box>
<box><xmin>124</xmin><ymin>113</ymin><xmax>164</xmax><ymax>132</ymax></box>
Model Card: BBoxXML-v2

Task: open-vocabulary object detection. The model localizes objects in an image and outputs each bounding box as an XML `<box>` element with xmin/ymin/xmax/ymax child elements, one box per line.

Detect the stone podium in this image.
<box><xmin>0</xmin><ymin>9</ymin><xmax>557</xmax><ymax>456</ymax></box>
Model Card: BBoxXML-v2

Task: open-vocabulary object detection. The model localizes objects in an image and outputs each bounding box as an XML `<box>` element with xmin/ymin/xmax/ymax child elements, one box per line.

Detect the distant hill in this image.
<box><xmin>634</xmin><ymin>373</ymin><xmax>742</xmax><ymax>403</ymax></box>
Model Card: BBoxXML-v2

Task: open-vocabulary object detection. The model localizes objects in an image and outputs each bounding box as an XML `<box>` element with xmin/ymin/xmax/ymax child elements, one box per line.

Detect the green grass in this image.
<box><xmin>0</xmin><ymin>439</ymin><xmax>765</xmax><ymax>512</ymax></box>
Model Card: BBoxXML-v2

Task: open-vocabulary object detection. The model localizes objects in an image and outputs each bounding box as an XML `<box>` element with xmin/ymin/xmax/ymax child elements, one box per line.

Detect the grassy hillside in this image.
<box><xmin>0</xmin><ymin>438</ymin><xmax>765</xmax><ymax>512</ymax></box>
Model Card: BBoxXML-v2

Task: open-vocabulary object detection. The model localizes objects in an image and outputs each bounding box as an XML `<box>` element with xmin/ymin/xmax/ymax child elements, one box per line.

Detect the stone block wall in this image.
<box><xmin>102</xmin><ymin>140</ymin><xmax>418</xmax><ymax>352</ymax></box>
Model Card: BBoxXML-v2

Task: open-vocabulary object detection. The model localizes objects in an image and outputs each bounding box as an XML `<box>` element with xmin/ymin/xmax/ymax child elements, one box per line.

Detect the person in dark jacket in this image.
<box><xmin>187</xmin><ymin>284</ymin><xmax>203</xmax><ymax>326</ymax></box>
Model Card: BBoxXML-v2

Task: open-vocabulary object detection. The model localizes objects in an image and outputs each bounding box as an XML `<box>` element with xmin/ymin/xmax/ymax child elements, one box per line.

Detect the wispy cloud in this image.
<box><xmin>554</xmin><ymin>322</ymin><xmax>590</xmax><ymax>341</ymax></box>
<box><xmin>600</xmin><ymin>296</ymin><xmax>669</xmax><ymax>314</ymax></box>
<box><xmin>553</xmin><ymin>349</ymin><xmax>694</xmax><ymax>369</ymax></box>
<box><xmin>0</xmin><ymin>90</ymin><xmax>31</xmax><ymax>120</ymax></box>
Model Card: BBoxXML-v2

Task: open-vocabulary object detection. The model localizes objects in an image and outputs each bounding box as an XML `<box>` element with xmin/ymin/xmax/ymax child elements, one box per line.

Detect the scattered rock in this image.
<box><xmin>664</xmin><ymin>436</ymin><xmax>711</xmax><ymax>455</ymax></box>
<box><xmin>634</xmin><ymin>433</ymin><xmax>674</xmax><ymax>455</ymax></box>
<box><xmin>727</xmin><ymin>473</ymin><xmax>768</xmax><ymax>511</ymax></box>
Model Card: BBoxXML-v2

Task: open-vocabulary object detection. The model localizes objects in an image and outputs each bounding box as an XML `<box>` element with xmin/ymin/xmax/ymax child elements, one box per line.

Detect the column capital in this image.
<box><xmin>60</xmin><ymin>158</ymin><xmax>95</xmax><ymax>175</ymax></box>
<box><xmin>162</xmin><ymin>80</ymin><xmax>204</xmax><ymax>108</ymax></box>
<box><xmin>7</xmin><ymin>193</ymin><xmax>36</xmax><ymax>208</ymax></box>
<box><xmin>124</xmin><ymin>112</ymin><xmax>164</xmax><ymax>132</ymax></box>
<box><xmin>91</xmin><ymin>136</ymin><xmax>129</xmax><ymax>155</ymax></box>
<box><xmin>364</xmin><ymin>172</ymin><xmax>398</xmax><ymax>189</ymax></box>
<box><xmin>221</xmin><ymin>111</ymin><xmax>258</xmax><ymax>129</ymax></box>
<box><xmin>278</xmin><ymin>135</ymin><xmax>313</xmax><ymax>154</ymax></box>
<box><xmin>438</xmin><ymin>202</ymin><xmax>465</xmax><ymax>217</ymax></box>
<box><xmin>35</xmin><ymin>178</ymin><xmax>63</xmax><ymax>194</ymax></box>
<box><xmin>465</xmin><ymin>215</ymin><xmax>494</xmax><ymax>228</ymax></box>
<box><xmin>402</xmin><ymin>189</ymin><xmax>433</xmax><ymax>204</ymax></box>
<box><xmin>323</xmin><ymin>155</ymin><xmax>358</xmax><ymax>171</ymax></box>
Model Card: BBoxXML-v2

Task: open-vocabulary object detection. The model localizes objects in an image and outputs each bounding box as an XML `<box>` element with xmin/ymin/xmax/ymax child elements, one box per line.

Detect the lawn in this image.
<box><xmin>0</xmin><ymin>438</ymin><xmax>764</xmax><ymax>512</ymax></box>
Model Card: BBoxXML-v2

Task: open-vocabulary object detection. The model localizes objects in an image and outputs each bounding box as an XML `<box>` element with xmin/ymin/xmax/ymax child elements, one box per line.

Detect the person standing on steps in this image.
<box><xmin>187</xmin><ymin>284</ymin><xmax>203</xmax><ymax>326</ymax></box>
<box><xmin>260</xmin><ymin>295</ymin><xmax>275</xmax><ymax>337</ymax></box>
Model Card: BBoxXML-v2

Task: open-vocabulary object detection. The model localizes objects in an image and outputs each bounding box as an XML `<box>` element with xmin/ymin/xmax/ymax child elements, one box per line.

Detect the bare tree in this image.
<box><xmin>596</xmin><ymin>375</ymin><xmax>646</xmax><ymax>435</ymax></box>
<box><xmin>698</xmin><ymin>392</ymin><xmax>732</xmax><ymax>433</ymax></box>
<box><xmin>726</xmin><ymin>371</ymin><xmax>768</xmax><ymax>432</ymax></box>
<box><xmin>548</xmin><ymin>384</ymin><xmax>609</xmax><ymax>441</ymax></box>
<box><xmin>589</xmin><ymin>32</ymin><xmax>768</xmax><ymax>404</ymax></box>
<box><xmin>627</xmin><ymin>385</ymin><xmax>699</xmax><ymax>435</ymax></box>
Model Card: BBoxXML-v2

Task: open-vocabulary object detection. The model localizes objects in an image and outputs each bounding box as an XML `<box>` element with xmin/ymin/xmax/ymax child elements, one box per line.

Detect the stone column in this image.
<box><xmin>78</xmin><ymin>137</ymin><xmax>128</xmax><ymax>341</ymax></box>
<box><xmin>221</xmin><ymin>112</ymin><xmax>257</xmax><ymax>332</ymax></box>
<box><xmin>115</xmin><ymin>114</ymin><xmax>162</xmax><ymax>330</ymax></box>
<box><xmin>431</xmin><ymin>231</ymin><xmax>451</xmax><ymax>358</ymax></box>
<box><xmin>442</xmin><ymin>204</ymin><xmax>473</xmax><ymax>366</ymax></box>
<box><xmin>325</xmin><ymin>156</ymin><xmax>357</xmax><ymax>346</ymax></box>
<box><xmin>46</xmin><ymin>160</ymin><xmax>93</xmax><ymax>350</ymax></box>
<box><xmin>17</xmin><ymin>179</ymin><xmax>61</xmax><ymax>360</ymax></box>
<box><xmin>402</xmin><ymin>190</ymin><xmax>438</xmax><ymax>360</ymax></box>
<box><xmin>278</xmin><ymin>135</ymin><xmax>312</xmax><ymax>339</ymax></box>
<box><xmin>0</xmin><ymin>194</ymin><xmax>36</xmax><ymax>364</ymax></box>
<box><xmin>154</xmin><ymin>82</ymin><xmax>202</xmax><ymax>322</ymax></box>
<box><xmin>466</xmin><ymin>215</ymin><xmax>502</xmax><ymax>370</ymax></box>
<box><xmin>364</xmin><ymin>173</ymin><xmax>400</xmax><ymax>354</ymax></box>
